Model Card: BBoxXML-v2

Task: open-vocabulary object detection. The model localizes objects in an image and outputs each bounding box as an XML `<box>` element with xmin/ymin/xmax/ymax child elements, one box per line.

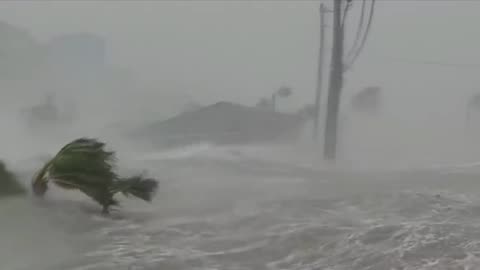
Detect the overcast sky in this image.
<box><xmin>0</xmin><ymin>0</ymin><xmax>479</xmax><ymax>116</ymax></box>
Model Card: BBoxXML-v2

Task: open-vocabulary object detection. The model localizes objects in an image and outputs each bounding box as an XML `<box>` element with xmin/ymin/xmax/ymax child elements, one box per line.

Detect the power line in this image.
<box><xmin>341</xmin><ymin>0</ymin><xmax>353</xmax><ymax>28</ymax></box>
<box><xmin>346</xmin><ymin>0</ymin><xmax>375</xmax><ymax>69</ymax></box>
<box><xmin>373</xmin><ymin>57</ymin><xmax>480</xmax><ymax>70</ymax></box>
<box><xmin>346</xmin><ymin>0</ymin><xmax>367</xmax><ymax>60</ymax></box>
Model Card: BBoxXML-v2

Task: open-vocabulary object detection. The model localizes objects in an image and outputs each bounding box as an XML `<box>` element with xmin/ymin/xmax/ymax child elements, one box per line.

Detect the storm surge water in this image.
<box><xmin>1</xmin><ymin>1</ymin><xmax>480</xmax><ymax>269</ymax></box>
<box><xmin>3</xmin><ymin>143</ymin><xmax>480</xmax><ymax>270</ymax></box>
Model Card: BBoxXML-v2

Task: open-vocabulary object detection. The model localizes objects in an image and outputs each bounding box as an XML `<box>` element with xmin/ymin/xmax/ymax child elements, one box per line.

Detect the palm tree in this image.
<box><xmin>0</xmin><ymin>160</ymin><xmax>25</xmax><ymax>197</ymax></box>
<box><xmin>351</xmin><ymin>86</ymin><xmax>381</xmax><ymax>114</ymax></box>
<box><xmin>271</xmin><ymin>86</ymin><xmax>292</xmax><ymax>112</ymax></box>
<box><xmin>32</xmin><ymin>138</ymin><xmax>158</xmax><ymax>214</ymax></box>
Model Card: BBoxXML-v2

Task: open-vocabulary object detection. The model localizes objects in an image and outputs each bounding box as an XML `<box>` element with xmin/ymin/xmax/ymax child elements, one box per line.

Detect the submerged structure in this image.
<box><xmin>132</xmin><ymin>101</ymin><xmax>308</xmax><ymax>148</ymax></box>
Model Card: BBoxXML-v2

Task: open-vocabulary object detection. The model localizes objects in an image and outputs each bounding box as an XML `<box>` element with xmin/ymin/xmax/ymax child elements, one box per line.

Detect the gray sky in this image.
<box><xmin>0</xmin><ymin>0</ymin><xmax>479</xmax><ymax>115</ymax></box>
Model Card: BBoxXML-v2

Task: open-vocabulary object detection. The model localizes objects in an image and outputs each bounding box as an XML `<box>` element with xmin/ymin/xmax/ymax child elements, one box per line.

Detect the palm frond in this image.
<box><xmin>78</xmin><ymin>184</ymin><xmax>119</xmax><ymax>212</ymax></box>
<box><xmin>31</xmin><ymin>159</ymin><xmax>52</xmax><ymax>196</ymax></box>
<box><xmin>31</xmin><ymin>137</ymin><xmax>159</xmax><ymax>214</ymax></box>
<box><xmin>113</xmin><ymin>174</ymin><xmax>158</xmax><ymax>202</ymax></box>
<box><xmin>32</xmin><ymin>137</ymin><xmax>117</xmax><ymax>196</ymax></box>
<box><xmin>51</xmin><ymin>177</ymin><xmax>119</xmax><ymax>210</ymax></box>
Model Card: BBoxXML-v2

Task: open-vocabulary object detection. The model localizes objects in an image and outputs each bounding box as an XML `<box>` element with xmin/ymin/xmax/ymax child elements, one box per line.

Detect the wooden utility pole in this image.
<box><xmin>313</xmin><ymin>3</ymin><xmax>328</xmax><ymax>141</ymax></box>
<box><xmin>323</xmin><ymin>0</ymin><xmax>344</xmax><ymax>160</ymax></box>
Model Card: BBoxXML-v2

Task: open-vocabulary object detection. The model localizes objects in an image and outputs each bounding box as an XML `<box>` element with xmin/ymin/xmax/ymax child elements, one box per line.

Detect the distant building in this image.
<box><xmin>132</xmin><ymin>101</ymin><xmax>308</xmax><ymax>149</ymax></box>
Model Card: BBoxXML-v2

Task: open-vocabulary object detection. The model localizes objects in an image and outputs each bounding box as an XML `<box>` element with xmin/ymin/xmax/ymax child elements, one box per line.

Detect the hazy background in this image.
<box><xmin>0</xmin><ymin>0</ymin><xmax>480</xmax><ymax>167</ymax></box>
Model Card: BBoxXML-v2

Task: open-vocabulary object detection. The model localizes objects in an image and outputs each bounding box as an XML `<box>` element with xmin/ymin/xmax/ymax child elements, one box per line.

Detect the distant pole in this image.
<box><xmin>313</xmin><ymin>3</ymin><xmax>328</xmax><ymax>141</ymax></box>
<box><xmin>323</xmin><ymin>0</ymin><xmax>344</xmax><ymax>160</ymax></box>
<box><xmin>465</xmin><ymin>105</ymin><xmax>471</xmax><ymax>133</ymax></box>
<box><xmin>271</xmin><ymin>93</ymin><xmax>276</xmax><ymax>112</ymax></box>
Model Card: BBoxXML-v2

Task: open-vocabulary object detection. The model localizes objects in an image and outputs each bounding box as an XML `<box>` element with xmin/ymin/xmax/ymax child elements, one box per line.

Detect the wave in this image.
<box><xmin>133</xmin><ymin>142</ymin><xmax>480</xmax><ymax>174</ymax></box>
<box><xmin>6</xmin><ymin>140</ymin><xmax>480</xmax><ymax>269</ymax></box>
<box><xmin>135</xmin><ymin>143</ymin><xmax>237</xmax><ymax>161</ymax></box>
<box><xmin>31</xmin><ymin>189</ymin><xmax>480</xmax><ymax>270</ymax></box>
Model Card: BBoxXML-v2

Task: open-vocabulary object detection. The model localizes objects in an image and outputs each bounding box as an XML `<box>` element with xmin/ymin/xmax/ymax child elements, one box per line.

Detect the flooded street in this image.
<box><xmin>1</xmin><ymin>1</ymin><xmax>480</xmax><ymax>269</ymax></box>
<box><xmin>4</xmin><ymin>145</ymin><xmax>480</xmax><ymax>270</ymax></box>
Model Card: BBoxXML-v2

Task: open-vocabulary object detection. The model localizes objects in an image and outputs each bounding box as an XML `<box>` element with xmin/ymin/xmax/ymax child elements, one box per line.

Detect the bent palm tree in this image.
<box><xmin>32</xmin><ymin>138</ymin><xmax>158</xmax><ymax>214</ymax></box>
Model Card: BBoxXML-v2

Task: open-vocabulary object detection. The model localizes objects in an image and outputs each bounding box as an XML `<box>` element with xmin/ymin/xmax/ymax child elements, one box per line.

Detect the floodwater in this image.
<box><xmin>3</xmin><ymin>144</ymin><xmax>480</xmax><ymax>270</ymax></box>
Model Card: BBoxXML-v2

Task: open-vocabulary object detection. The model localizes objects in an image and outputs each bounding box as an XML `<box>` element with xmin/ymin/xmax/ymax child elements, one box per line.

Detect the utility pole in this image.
<box><xmin>313</xmin><ymin>3</ymin><xmax>328</xmax><ymax>141</ymax></box>
<box><xmin>323</xmin><ymin>0</ymin><xmax>344</xmax><ymax>160</ymax></box>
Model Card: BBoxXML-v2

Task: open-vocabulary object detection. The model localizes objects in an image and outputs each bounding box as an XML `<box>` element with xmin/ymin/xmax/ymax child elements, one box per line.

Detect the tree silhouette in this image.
<box><xmin>271</xmin><ymin>86</ymin><xmax>292</xmax><ymax>112</ymax></box>
<box><xmin>351</xmin><ymin>86</ymin><xmax>381</xmax><ymax>114</ymax></box>
<box><xmin>0</xmin><ymin>160</ymin><xmax>25</xmax><ymax>197</ymax></box>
